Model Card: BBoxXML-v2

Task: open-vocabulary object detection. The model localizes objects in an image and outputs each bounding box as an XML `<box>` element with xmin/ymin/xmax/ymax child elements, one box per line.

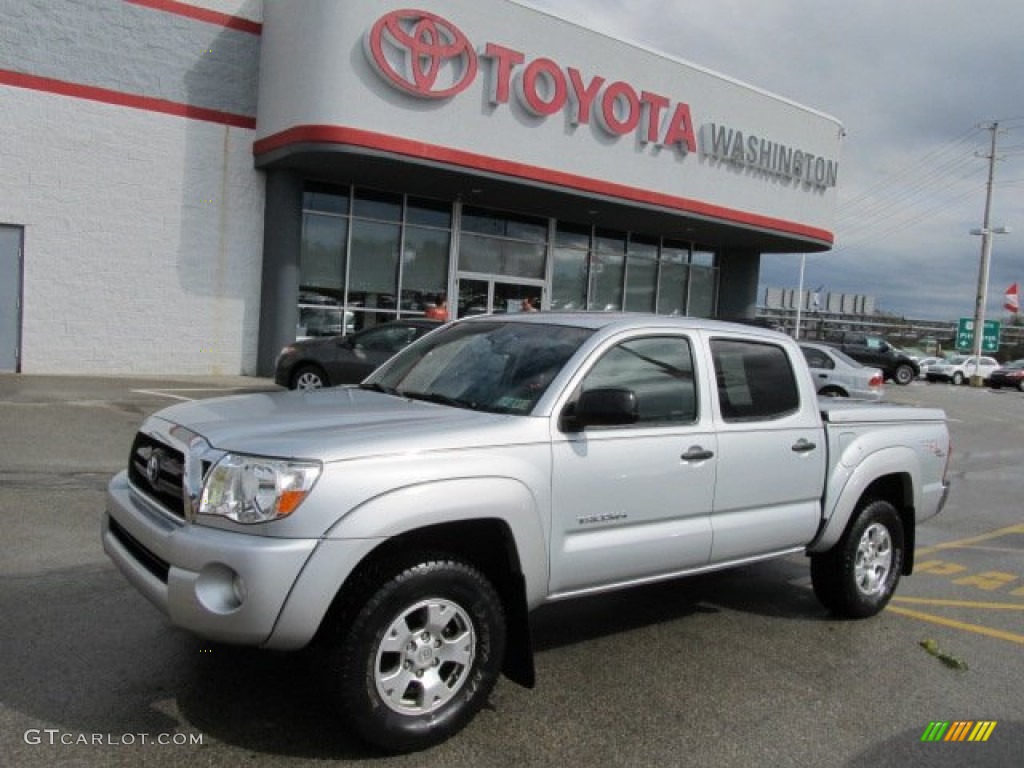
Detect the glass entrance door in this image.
<box><xmin>456</xmin><ymin>276</ymin><xmax>543</xmax><ymax>319</ymax></box>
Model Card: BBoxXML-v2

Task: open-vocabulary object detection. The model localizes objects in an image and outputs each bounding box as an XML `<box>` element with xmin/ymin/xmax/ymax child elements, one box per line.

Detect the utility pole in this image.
<box><xmin>968</xmin><ymin>122</ymin><xmax>1003</xmax><ymax>386</ymax></box>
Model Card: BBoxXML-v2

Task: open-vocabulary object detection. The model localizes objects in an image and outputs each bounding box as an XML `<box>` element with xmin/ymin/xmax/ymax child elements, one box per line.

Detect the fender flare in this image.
<box><xmin>808</xmin><ymin>445</ymin><xmax>921</xmax><ymax>554</ymax></box>
<box><xmin>266</xmin><ymin>476</ymin><xmax>548</xmax><ymax>657</ymax></box>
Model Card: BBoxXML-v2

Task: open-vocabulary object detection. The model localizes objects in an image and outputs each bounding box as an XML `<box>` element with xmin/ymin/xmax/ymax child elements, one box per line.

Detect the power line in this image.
<box><xmin>835</xmin><ymin>126</ymin><xmax>982</xmax><ymax>211</ymax></box>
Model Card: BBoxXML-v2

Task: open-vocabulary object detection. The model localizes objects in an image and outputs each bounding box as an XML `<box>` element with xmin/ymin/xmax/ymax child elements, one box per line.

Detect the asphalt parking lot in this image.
<box><xmin>1</xmin><ymin>374</ymin><xmax>1021</xmax><ymax>767</ymax></box>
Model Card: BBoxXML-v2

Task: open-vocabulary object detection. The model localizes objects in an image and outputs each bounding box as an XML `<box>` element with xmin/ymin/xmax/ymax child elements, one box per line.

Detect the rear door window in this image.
<box><xmin>711</xmin><ymin>339</ymin><xmax>799</xmax><ymax>422</ymax></box>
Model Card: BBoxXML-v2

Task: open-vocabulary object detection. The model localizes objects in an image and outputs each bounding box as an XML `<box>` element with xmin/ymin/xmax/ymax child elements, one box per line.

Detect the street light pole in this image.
<box><xmin>794</xmin><ymin>253</ymin><xmax>806</xmax><ymax>339</ymax></box>
<box><xmin>969</xmin><ymin>122</ymin><xmax>1001</xmax><ymax>387</ymax></box>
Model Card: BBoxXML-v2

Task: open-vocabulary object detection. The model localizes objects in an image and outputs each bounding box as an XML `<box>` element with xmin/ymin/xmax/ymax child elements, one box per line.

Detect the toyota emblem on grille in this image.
<box><xmin>146</xmin><ymin>450</ymin><xmax>163</xmax><ymax>488</ymax></box>
<box><xmin>365</xmin><ymin>9</ymin><xmax>478</xmax><ymax>99</ymax></box>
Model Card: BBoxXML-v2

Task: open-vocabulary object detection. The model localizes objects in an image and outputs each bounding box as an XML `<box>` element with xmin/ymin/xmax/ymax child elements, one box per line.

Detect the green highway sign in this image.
<box><xmin>956</xmin><ymin>318</ymin><xmax>1000</xmax><ymax>353</ymax></box>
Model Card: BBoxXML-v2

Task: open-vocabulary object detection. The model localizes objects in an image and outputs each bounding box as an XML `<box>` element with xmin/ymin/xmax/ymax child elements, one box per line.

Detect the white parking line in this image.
<box><xmin>131</xmin><ymin>389</ymin><xmax>200</xmax><ymax>402</ymax></box>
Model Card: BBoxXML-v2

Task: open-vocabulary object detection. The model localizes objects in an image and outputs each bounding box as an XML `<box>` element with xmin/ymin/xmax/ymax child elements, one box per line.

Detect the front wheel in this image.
<box><xmin>893</xmin><ymin>364</ymin><xmax>915</xmax><ymax>386</ymax></box>
<box><xmin>330</xmin><ymin>556</ymin><xmax>506</xmax><ymax>753</ymax></box>
<box><xmin>951</xmin><ymin>371</ymin><xmax>964</xmax><ymax>386</ymax></box>
<box><xmin>811</xmin><ymin>499</ymin><xmax>904</xmax><ymax>618</ymax></box>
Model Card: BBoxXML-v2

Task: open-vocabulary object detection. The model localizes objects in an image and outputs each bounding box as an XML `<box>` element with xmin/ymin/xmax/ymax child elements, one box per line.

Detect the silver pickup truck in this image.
<box><xmin>103</xmin><ymin>313</ymin><xmax>951</xmax><ymax>752</ymax></box>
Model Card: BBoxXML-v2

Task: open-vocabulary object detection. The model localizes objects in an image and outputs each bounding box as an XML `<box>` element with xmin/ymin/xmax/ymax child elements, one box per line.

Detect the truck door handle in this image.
<box><xmin>791</xmin><ymin>438</ymin><xmax>817</xmax><ymax>453</ymax></box>
<box><xmin>681</xmin><ymin>446</ymin><xmax>714</xmax><ymax>462</ymax></box>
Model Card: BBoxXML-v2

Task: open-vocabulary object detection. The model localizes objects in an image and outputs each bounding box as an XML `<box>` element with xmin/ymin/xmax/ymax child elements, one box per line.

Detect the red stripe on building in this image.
<box><xmin>124</xmin><ymin>0</ymin><xmax>262</xmax><ymax>35</ymax></box>
<box><xmin>0</xmin><ymin>70</ymin><xmax>256</xmax><ymax>129</ymax></box>
<box><xmin>254</xmin><ymin>124</ymin><xmax>835</xmax><ymax>246</ymax></box>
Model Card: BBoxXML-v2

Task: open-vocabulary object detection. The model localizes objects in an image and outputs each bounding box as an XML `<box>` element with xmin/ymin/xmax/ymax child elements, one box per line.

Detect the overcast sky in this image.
<box><xmin>525</xmin><ymin>0</ymin><xmax>1024</xmax><ymax>322</ymax></box>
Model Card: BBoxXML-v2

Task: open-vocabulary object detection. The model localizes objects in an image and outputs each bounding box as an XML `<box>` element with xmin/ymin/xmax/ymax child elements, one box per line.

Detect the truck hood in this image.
<box><xmin>150</xmin><ymin>387</ymin><xmax>540</xmax><ymax>461</ymax></box>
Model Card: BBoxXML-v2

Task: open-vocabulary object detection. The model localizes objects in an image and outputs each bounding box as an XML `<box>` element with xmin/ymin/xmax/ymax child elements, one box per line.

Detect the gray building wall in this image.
<box><xmin>717</xmin><ymin>251</ymin><xmax>761</xmax><ymax>319</ymax></box>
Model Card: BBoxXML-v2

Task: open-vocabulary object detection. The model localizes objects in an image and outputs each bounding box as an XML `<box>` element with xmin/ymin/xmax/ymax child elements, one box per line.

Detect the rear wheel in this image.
<box><xmin>811</xmin><ymin>499</ymin><xmax>904</xmax><ymax>618</ymax></box>
<box><xmin>818</xmin><ymin>386</ymin><xmax>847</xmax><ymax>398</ymax></box>
<box><xmin>893</xmin><ymin>364</ymin><xmax>915</xmax><ymax>386</ymax></box>
<box><xmin>291</xmin><ymin>364</ymin><xmax>328</xmax><ymax>390</ymax></box>
<box><xmin>329</xmin><ymin>555</ymin><xmax>506</xmax><ymax>753</ymax></box>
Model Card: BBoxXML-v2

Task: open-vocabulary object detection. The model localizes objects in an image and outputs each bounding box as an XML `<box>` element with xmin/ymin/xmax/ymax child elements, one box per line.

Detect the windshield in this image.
<box><xmin>365</xmin><ymin>321</ymin><xmax>594</xmax><ymax>415</ymax></box>
<box><xmin>948</xmin><ymin>356</ymin><xmax>968</xmax><ymax>365</ymax></box>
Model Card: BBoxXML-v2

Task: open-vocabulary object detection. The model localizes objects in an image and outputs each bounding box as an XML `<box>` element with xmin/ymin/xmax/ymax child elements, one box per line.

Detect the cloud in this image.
<box><xmin>524</xmin><ymin>0</ymin><xmax>1024</xmax><ymax>321</ymax></box>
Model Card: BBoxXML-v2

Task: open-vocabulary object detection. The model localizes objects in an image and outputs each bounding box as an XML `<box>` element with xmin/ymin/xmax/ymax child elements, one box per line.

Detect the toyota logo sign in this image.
<box><xmin>365</xmin><ymin>9</ymin><xmax>477</xmax><ymax>99</ymax></box>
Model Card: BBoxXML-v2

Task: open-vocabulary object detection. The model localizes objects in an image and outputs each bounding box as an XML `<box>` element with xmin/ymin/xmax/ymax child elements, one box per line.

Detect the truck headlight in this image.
<box><xmin>199</xmin><ymin>454</ymin><xmax>321</xmax><ymax>524</ymax></box>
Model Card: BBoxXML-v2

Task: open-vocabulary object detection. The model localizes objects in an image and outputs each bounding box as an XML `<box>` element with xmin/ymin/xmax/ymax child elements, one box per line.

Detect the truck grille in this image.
<box><xmin>128</xmin><ymin>432</ymin><xmax>187</xmax><ymax>519</ymax></box>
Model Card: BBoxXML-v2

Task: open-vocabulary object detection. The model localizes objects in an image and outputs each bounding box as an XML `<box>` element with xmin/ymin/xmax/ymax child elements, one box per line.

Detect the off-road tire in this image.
<box><xmin>330</xmin><ymin>554</ymin><xmax>506</xmax><ymax>753</ymax></box>
<box><xmin>811</xmin><ymin>499</ymin><xmax>904</xmax><ymax>618</ymax></box>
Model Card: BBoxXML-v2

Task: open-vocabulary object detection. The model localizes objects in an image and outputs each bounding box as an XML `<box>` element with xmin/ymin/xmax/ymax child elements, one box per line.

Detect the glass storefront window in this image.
<box><xmin>459</xmin><ymin>234</ymin><xmax>546</xmax><ymax>278</ymax></box>
<box><xmin>657</xmin><ymin>240</ymin><xmax>689</xmax><ymax>316</ymax></box>
<box><xmin>353</xmin><ymin>189</ymin><xmax>402</xmax><ymax>221</ymax></box>
<box><xmin>552</xmin><ymin>246</ymin><xmax>588</xmax><ymax>310</ymax></box>
<box><xmin>691</xmin><ymin>248</ymin><xmax>715</xmax><ymax>267</ymax></box>
<box><xmin>298</xmin><ymin>185</ymin><xmax>453</xmax><ymax>334</ymax></box>
<box><xmin>688</xmin><ymin>263</ymin><xmax>717</xmax><ymax>318</ymax></box>
<box><xmin>625</xmin><ymin>236</ymin><xmax>658</xmax><ymax>312</ymax></box>
<box><xmin>299</xmin><ymin>212</ymin><xmax>346</xmax><ymax>306</ymax></box>
<box><xmin>401</xmin><ymin>226</ymin><xmax>451</xmax><ymax>312</ymax></box>
<box><xmin>295</xmin><ymin>183</ymin><xmax>720</xmax><ymax>338</ymax></box>
<box><xmin>555</xmin><ymin>222</ymin><xmax>590</xmax><ymax>249</ymax></box>
<box><xmin>347</xmin><ymin>219</ymin><xmax>400</xmax><ymax>318</ymax></box>
<box><xmin>462</xmin><ymin>207</ymin><xmax>547</xmax><ymax>242</ymax></box>
<box><xmin>303</xmin><ymin>184</ymin><xmax>348</xmax><ymax>215</ymax></box>
<box><xmin>551</xmin><ymin>223</ymin><xmax>590</xmax><ymax>311</ymax></box>
<box><xmin>407</xmin><ymin>197</ymin><xmax>452</xmax><ymax>229</ymax></box>
<box><xmin>590</xmin><ymin>229</ymin><xmax>625</xmax><ymax>310</ymax></box>
<box><xmin>656</xmin><ymin>265</ymin><xmax>687</xmax><ymax>315</ymax></box>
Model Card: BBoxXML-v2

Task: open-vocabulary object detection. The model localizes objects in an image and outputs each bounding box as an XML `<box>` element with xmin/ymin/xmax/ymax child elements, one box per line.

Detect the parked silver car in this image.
<box><xmin>800</xmin><ymin>342</ymin><xmax>884</xmax><ymax>400</ymax></box>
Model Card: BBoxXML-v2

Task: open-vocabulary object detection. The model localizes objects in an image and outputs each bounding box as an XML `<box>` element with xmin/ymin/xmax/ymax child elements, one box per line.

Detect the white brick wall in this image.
<box><xmin>192</xmin><ymin>0</ymin><xmax>262</xmax><ymax>23</ymax></box>
<box><xmin>0</xmin><ymin>86</ymin><xmax>266</xmax><ymax>374</ymax></box>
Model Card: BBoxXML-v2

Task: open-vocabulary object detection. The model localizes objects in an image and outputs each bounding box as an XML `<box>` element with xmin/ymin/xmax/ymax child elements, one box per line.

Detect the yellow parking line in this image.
<box><xmin>892</xmin><ymin>596</ymin><xmax>1024</xmax><ymax>611</ymax></box>
<box><xmin>916</xmin><ymin>523</ymin><xmax>1024</xmax><ymax>556</ymax></box>
<box><xmin>887</xmin><ymin>606</ymin><xmax>1024</xmax><ymax>645</ymax></box>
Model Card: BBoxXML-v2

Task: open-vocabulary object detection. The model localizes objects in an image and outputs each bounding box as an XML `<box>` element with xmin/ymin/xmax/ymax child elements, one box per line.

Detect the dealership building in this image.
<box><xmin>0</xmin><ymin>0</ymin><xmax>843</xmax><ymax>375</ymax></box>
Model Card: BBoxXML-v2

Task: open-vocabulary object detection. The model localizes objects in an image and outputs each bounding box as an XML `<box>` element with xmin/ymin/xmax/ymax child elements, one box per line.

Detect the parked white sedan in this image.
<box><xmin>799</xmin><ymin>342</ymin><xmax>884</xmax><ymax>400</ymax></box>
<box><xmin>925</xmin><ymin>355</ymin><xmax>1000</xmax><ymax>385</ymax></box>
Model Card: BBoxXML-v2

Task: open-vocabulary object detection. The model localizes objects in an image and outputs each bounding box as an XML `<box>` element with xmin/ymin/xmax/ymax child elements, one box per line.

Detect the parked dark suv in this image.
<box><xmin>823</xmin><ymin>333</ymin><xmax>919</xmax><ymax>385</ymax></box>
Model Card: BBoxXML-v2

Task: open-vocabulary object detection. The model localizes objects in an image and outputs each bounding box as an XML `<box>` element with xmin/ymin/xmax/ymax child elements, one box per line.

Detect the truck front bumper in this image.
<box><xmin>103</xmin><ymin>470</ymin><xmax>319</xmax><ymax>647</ymax></box>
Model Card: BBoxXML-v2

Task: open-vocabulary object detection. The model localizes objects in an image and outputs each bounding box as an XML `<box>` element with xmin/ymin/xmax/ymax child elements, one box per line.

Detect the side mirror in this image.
<box><xmin>564</xmin><ymin>387</ymin><xmax>638</xmax><ymax>430</ymax></box>
<box><xmin>337</xmin><ymin>335</ymin><xmax>355</xmax><ymax>348</ymax></box>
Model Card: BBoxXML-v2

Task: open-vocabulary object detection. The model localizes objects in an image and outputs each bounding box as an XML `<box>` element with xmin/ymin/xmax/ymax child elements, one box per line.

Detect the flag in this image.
<box><xmin>1005</xmin><ymin>283</ymin><xmax>1020</xmax><ymax>313</ymax></box>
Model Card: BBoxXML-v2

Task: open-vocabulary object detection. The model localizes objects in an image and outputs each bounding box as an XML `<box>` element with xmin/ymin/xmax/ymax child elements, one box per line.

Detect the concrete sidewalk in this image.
<box><xmin>0</xmin><ymin>372</ymin><xmax>278</xmax><ymax>403</ymax></box>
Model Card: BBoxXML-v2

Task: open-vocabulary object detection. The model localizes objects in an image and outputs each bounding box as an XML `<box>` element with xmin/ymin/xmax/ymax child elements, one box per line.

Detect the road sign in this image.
<box><xmin>956</xmin><ymin>318</ymin><xmax>1000</xmax><ymax>353</ymax></box>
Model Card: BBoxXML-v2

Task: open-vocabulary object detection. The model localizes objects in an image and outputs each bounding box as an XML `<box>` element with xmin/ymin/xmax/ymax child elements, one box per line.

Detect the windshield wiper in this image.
<box><xmin>400</xmin><ymin>391</ymin><xmax>480</xmax><ymax>410</ymax></box>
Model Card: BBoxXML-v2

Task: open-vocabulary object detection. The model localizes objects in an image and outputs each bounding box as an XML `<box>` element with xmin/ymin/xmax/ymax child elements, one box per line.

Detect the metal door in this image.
<box><xmin>0</xmin><ymin>226</ymin><xmax>23</xmax><ymax>372</ymax></box>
